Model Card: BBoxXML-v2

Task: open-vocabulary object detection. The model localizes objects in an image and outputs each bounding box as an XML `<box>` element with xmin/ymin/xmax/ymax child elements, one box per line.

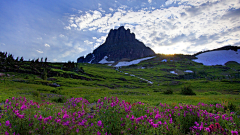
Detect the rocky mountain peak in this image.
<box><xmin>77</xmin><ymin>26</ymin><xmax>155</xmax><ymax>64</ymax></box>
<box><xmin>104</xmin><ymin>26</ymin><xmax>135</xmax><ymax>44</ymax></box>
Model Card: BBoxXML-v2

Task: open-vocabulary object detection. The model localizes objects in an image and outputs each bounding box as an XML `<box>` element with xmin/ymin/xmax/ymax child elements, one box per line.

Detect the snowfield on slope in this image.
<box><xmin>193</xmin><ymin>49</ymin><xmax>240</xmax><ymax>66</ymax></box>
<box><xmin>114</xmin><ymin>56</ymin><xmax>155</xmax><ymax>67</ymax></box>
<box><xmin>98</xmin><ymin>56</ymin><xmax>115</xmax><ymax>64</ymax></box>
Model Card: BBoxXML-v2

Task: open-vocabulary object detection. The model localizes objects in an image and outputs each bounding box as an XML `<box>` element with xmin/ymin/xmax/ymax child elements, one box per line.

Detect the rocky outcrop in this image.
<box><xmin>77</xmin><ymin>26</ymin><xmax>155</xmax><ymax>64</ymax></box>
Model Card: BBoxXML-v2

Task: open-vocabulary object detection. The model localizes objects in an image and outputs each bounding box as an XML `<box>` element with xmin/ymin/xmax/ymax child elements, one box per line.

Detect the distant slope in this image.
<box><xmin>193</xmin><ymin>45</ymin><xmax>240</xmax><ymax>56</ymax></box>
<box><xmin>193</xmin><ymin>46</ymin><xmax>240</xmax><ymax>65</ymax></box>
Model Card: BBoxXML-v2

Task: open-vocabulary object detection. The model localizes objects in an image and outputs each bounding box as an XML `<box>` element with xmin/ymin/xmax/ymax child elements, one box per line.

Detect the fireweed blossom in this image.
<box><xmin>231</xmin><ymin>131</ymin><xmax>239</xmax><ymax>135</ymax></box>
<box><xmin>5</xmin><ymin>120</ymin><xmax>10</xmax><ymax>127</ymax></box>
<box><xmin>97</xmin><ymin>120</ymin><xmax>102</xmax><ymax>127</ymax></box>
<box><xmin>5</xmin><ymin>131</ymin><xmax>9</xmax><ymax>135</ymax></box>
<box><xmin>1</xmin><ymin>96</ymin><xmax>239</xmax><ymax>134</ymax></box>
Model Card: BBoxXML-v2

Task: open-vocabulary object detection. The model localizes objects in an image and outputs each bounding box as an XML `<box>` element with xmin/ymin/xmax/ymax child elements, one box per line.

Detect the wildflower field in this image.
<box><xmin>0</xmin><ymin>53</ymin><xmax>240</xmax><ymax>134</ymax></box>
<box><xmin>0</xmin><ymin>96</ymin><xmax>239</xmax><ymax>135</ymax></box>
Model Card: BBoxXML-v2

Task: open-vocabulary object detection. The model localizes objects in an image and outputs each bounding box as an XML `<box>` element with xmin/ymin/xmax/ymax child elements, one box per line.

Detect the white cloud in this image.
<box><xmin>65</xmin><ymin>0</ymin><xmax>240</xmax><ymax>54</ymax></box>
<box><xmin>0</xmin><ymin>43</ymin><xmax>5</xmax><ymax>46</ymax></box>
<box><xmin>45</xmin><ymin>44</ymin><xmax>50</xmax><ymax>47</ymax></box>
<box><xmin>99</xmin><ymin>8</ymin><xmax>105</xmax><ymax>13</ymax></box>
<box><xmin>59</xmin><ymin>34</ymin><xmax>65</xmax><ymax>38</ymax></box>
<box><xmin>65</xmin><ymin>42</ymin><xmax>73</xmax><ymax>47</ymax></box>
<box><xmin>53</xmin><ymin>59</ymin><xmax>58</xmax><ymax>62</ymax></box>
<box><xmin>165</xmin><ymin>0</ymin><xmax>175</xmax><ymax>5</ymax></box>
<box><xmin>36</xmin><ymin>50</ymin><xmax>43</xmax><ymax>53</ymax></box>
<box><xmin>148</xmin><ymin>0</ymin><xmax>152</xmax><ymax>3</ymax></box>
<box><xmin>71</xmin><ymin>24</ymin><xmax>78</xmax><ymax>28</ymax></box>
<box><xmin>89</xmin><ymin>27</ymin><xmax>97</xmax><ymax>31</ymax></box>
<box><xmin>61</xmin><ymin>46</ymin><xmax>86</xmax><ymax>58</ymax></box>
<box><xmin>84</xmin><ymin>40</ymin><xmax>93</xmax><ymax>45</ymax></box>
<box><xmin>109</xmin><ymin>8</ymin><xmax>114</xmax><ymax>12</ymax></box>
<box><xmin>64</xmin><ymin>26</ymin><xmax>71</xmax><ymax>30</ymax></box>
<box><xmin>37</xmin><ymin>37</ymin><xmax>42</xmax><ymax>40</ymax></box>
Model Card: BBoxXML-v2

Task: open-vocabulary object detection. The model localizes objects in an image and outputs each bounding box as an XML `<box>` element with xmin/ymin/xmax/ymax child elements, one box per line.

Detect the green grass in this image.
<box><xmin>0</xmin><ymin>54</ymin><xmax>240</xmax><ymax>113</ymax></box>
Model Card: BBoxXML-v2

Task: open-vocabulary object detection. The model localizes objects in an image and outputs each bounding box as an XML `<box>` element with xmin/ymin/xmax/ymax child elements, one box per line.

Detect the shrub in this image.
<box><xmin>52</xmin><ymin>97</ymin><xmax>66</xmax><ymax>103</ymax></box>
<box><xmin>50</xmin><ymin>89</ymin><xmax>57</xmax><ymax>94</ymax></box>
<box><xmin>228</xmin><ymin>102</ymin><xmax>236</xmax><ymax>112</ymax></box>
<box><xmin>201</xmin><ymin>91</ymin><xmax>221</xmax><ymax>95</ymax></box>
<box><xmin>153</xmin><ymin>90</ymin><xmax>161</xmax><ymax>92</ymax></box>
<box><xmin>41</xmin><ymin>70</ymin><xmax>47</xmax><ymax>80</ymax></box>
<box><xmin>32</xmin><ymin>91</ymin><xmax>40</xmax><ymax>97</ymax></box>
<box><xmin>37</xmin><ymin>88</ymin><xmax>50</xmax><ymax>92</ymax></box>
<box><xmin>163</xmin><ymin>88</ymin><xmax>173</xmax><ymax>94</ymax></box>
<box><xmin>180</xmin><ymin>84</ymin><xmax>196</xmax><ymax>95</ymax></box>
<box><xmin>83</xmin><ymin>95</ymin><xmax>90</xmax><ymax>100</ymax></box>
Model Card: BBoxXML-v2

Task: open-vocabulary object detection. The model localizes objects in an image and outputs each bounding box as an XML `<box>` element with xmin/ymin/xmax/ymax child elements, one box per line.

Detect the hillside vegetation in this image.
<box><xmin>0</xmin><ymin>52</ymin><xmax>240</xmax><ymax>134</ymax></box>
<box><xmin>1</xmin><ymin>52</ymin><xmax>240</xmax><ymax>105</ymax></box>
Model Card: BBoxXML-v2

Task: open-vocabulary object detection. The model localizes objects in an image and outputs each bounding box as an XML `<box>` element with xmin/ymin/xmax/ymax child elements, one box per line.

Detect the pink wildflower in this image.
<box><xmin>5</xmin><ymin>131</ymin><xmax>9</xmax><ymax>135</ymax></box>
<box><xmin>38</xmin><ymin>115</ymin><xmax>43</xmax><ymax>121</ymax></box>
<box><xmin>205</xmin><ymin>128</ymin><xmax>210</xmax><ymax>132</ymax></box>
<box><xmin>97</xmin><ymin>99</ymin><xmax>101</xmax><ymax>103</ymax></box>
<box><xmin>169</xmin><ymin>118</ymin><xmax>172</xmax><ymax>124</ymax></box>
<box><xmin>18</xmin><ymin>114</ymin><xmax>24</xmax><ymax>119</ymax></box>
<box><xmin>20</xmin><ymin>105</ymin><xmax>27</xmax><ymax>111</ymax></box>
<box><xmin>231</xmin><ymin>131</ymin><xmax>238</xmax><ymax>135</ymax></box>
<box><xmin>97</xmin><ymin>120</ymin><xmax>102</xmax><ymax>127</ymax></box>
<box><xmin>5</xmin><ymin>120</ymin><xmax>10</xmax><ymax>127</ymax></box>
<box><xmin>63</xmin><ymin>114</ymin><xmax>69</xmax><ymax>119</ymax></box>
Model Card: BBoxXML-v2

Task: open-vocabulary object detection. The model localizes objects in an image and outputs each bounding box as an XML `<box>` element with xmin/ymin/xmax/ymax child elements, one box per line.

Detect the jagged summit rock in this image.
<box><xmin>77</xmin><ymin>26</ymin><xmax>155</xmax><ymax>64</ymax></box>
<box><xmin>104</xmin><ymin>26</ymin><xmax>136</xmax><ymax>44</ymax></box>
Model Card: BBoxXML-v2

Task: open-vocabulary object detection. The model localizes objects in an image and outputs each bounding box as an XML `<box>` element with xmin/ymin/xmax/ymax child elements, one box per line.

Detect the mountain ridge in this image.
<box><xmin>77</xmin><ymin>26</ymin><xmax>155</xmax><ymax>64</ymax></box>
<box><xmin>193</xmin><ymin>45</ymin><xmax>240</xmax><ymax>56</ymax></box>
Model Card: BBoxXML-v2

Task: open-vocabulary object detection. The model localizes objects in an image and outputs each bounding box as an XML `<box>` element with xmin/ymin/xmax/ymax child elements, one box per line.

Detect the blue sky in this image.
<box><xmin>0</xmin><ymin>0</ymin><xmax>240</xmax><ymax>62</ymax></box>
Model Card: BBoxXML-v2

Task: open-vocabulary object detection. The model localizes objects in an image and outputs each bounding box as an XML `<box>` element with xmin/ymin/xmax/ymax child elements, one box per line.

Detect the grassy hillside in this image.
<box><xmin>0</xmin><ymin>53</ymin><xmax>240</xmax><ymax>107</ymax></box>
<box><xmin>1</xmin><ymin>52</ymin><xmax>240</xmax><ymax>134</ymax></box>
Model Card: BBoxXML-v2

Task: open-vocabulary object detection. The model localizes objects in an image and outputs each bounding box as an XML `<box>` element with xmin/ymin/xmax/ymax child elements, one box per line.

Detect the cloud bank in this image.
<box><xmin>66</xmin><ymin>0</ymin><xmax>240</xmax><ymax>55</ymax></box>
<box><xmin>0</xmin><ymin>0</ymin><xmax>240</xmax><ymax>62</ymax></box>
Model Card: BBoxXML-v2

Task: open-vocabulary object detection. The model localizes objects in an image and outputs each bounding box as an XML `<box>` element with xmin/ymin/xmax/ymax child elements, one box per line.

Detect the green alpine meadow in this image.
<box><xmin>0</xmin><ymin>51</ymin><xmax>239</xmax><ymax>134</ymax></box>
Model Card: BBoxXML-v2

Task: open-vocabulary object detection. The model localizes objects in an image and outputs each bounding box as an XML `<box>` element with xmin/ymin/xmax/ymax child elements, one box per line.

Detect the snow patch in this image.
<box><xmin>114</xmin><ymin>56</ymin><xmax>155</xmax><ymax>67</ymax></box>
<box><xmin>115</xmin><ymin>67</ymin><xmax>153</xmax><ymax>84</ymax></box>
<box><xmin>137</xmin><ymin>67</ymin><xmax>145</xmax><ymax>69</ymax></box>
<box><xmin>193</xmin><ymin>50</ymin><xmax>240</xmax><ymax>66</ymax></box>
<box><xmin>99</xmin><ymin>56</ymin><xmax>115</xmax><ymax>64</ymax></box>
<box><xmin>138</xmin><ymin>77</ymin><xmax>153</xmax><ymax>84</ymax></box>
<box><xmin>88</xmin><ymin>54</ymin><xmax>95</xmax><ymax>64</ymax></box>
<box><xmin>184</xmin><ymin>70</ymin><xmax>193</xmax><ymax>73</ymax></box>
<box><xmin>170</xmin><ymin>71</ymin><xmax>178</xmax><ymax>75</ymax></box>
<box><xmin>162</xmin><ymin>59</ymin><xmax>167</xmax><ymax>62</ymax></box>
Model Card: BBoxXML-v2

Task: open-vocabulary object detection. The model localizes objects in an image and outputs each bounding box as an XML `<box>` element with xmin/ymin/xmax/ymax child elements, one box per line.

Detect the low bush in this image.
<box><xmin>51</xmin><ymin>96</ymin><xmax>67</xmax><ymax>103</ymax></box>
<box><xmin>32</xmin><ymin>91</ymin><xmax>40</xmax><ymax>97</ymax></box>
<box><xmin>163</xmin><ymin>88</ymin><xmax>173</xmax><ymax>94</ymax></box>
<box><xmin>180</xmin><ymin>84</ymin><xmax>196</xmax><ymax>95</ymax></box>
<box><xmin>24</xmin><ymin>76</ymin><xmax>29</xmax><ymax>79</ymax></box>
<box><xmin>201</xmin><ymin>91</ymin><xmax>221</xmax><ymax>95</ymax></box>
